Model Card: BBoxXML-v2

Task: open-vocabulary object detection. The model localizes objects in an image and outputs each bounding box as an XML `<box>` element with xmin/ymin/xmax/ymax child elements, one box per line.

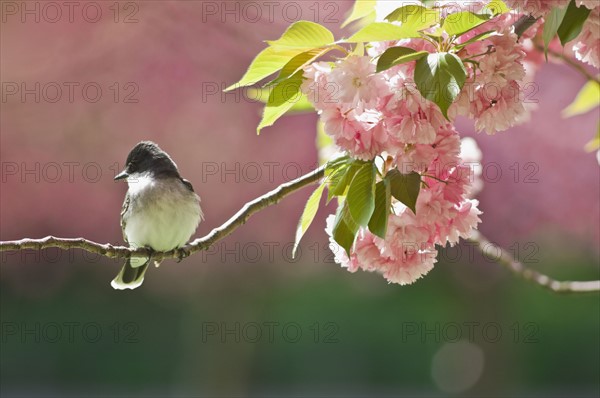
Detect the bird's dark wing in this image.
<box><xmin>120</xmin><ymin>192</ymin><xmax>131</xmax><ymax>243</ymax></box>
<box><xmin>181</xmin><ymin>178</ymin><xmax>195</xmax><ymax>192</ymax></box>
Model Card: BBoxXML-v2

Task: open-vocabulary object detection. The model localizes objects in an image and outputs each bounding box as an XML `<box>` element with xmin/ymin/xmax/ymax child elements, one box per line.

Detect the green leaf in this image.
<box><xmin>385</xmin><ymin>169</ymin><xmax>421</xmax><ymax>214</ymax></box>
<box><xmin>453</xmin><ymin>30</ymin><xmax>499</xmax><ymax>51</ymax></box>
<box><xmin>481</xmin><ymin>0</ymin><xmax>510</xmax><ymax>16</ymax></box>
<box><xmin>414</xmin><ymin>52</ymin><xmax>467</xmax><ymax>118</ymax></box>
<box><xmin>346</xmin><ymin>162</ymin><xmax>376</xmax><ymax>226</ymax></box>
<box><xmin>324</xmin><ymin>158</ymin><xmax>348</xmax><ymax>193</ymax></box>
<box><xmin>327</xmin><ymin>160</ymin><xmax>362</xmax><ymax>201</ymax></box>
<box><xmin>267</xmin><ymin>21</ymin><xmax>334</xmax><ymax>49</ymax></box>
<box><xmin>325</xmin><ymin>155</ymin><xmax>351</xmax><ymax>177</ymax></box>
<box><xmin>385</xmin><ymin>5</ymin><xmax>440</xmax><ymax>30</ymax></box>
<box><xmin>267</xmin><ymin>72</ymin><xmax>304</xmax><ymax>107</ymax></box>
<box><xmin>543</xmin><ymin>6</ymin><xmax>568</xmax><ymax>59</ymax></box>
<box><xmin>225</xmin><ymin>21</ymin><xmax>334</xmax><ymax>91</ymax></box>
<box><xmin>225</xmin><ymin>47</ymin><xmax>302</xmax><ymax>91</ymax></box>
<box><xmin>257</xmin><ymin>71</ymin><xmax>303</xmax><ymax>134</ymax></box>
<box><xmin>376</xmin><ymin>46</ymin><xmax>429</xmax><ymax>73</ymax></box>
<box><xmin>247</xmin><ymin>88</ymin><xmax>314</xmax><ymax>113</ymax></box>
<box><xmin>332</xmin><ymin>201</ymin><xmax>359</xmax><ymax>256</ymax></box>
<box><xmin>351</xmin><ymin>41</ymin><xmax>365</xmax><ymax>56</ymax></box>
<box><xmin>342</xmin><ymin>0</ymin><xmax>377</xmax><ymax>28</ymax></box>
<box><xmin>293</xmin><ymin>182</ymin><xmax>326</xmax><ymax>258</ymax></box>
<box><xmin>562</xmin><ymin>81</ymin><xmax>600</xmax><ymax>118</ymax></box>
<box><xmin>513</xmin><ymin>15</ymin><xmax>539</xmax><ymax>39</ymax></box>
<box><xmin>368</xmin><ymin>179</ymin><xmax>391</xmax><ymax>239</ymax></box>
<box><xmin>557</xmin><ymin>0</ymin><xmax>591</xmax><ymax>45</ymax></box>
<box><xmin>270</xmin><ymin>47</ymin><xmax>332</xmax><ymax>86</ymax></box>
<box><xmin>584</xmin><ymin>126</ymin><xmax>600</xmax><ymax>152</ymax></box>
<box><xmin>442</xmin><ymin>11</ymin><xmax>490</xmax><ymax>37</ymax></box>
<box><xmin>344</xmin><ymin>22</ymin><xmax>419</xmax><ymax>43</ymax></box>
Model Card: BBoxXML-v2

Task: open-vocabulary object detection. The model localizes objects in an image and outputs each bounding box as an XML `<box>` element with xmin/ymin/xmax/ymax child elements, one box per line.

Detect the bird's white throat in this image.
<box><xmin>126</xmin><ymin>172</ymin><xmax>155</xmax><ymax>196</ymax></box>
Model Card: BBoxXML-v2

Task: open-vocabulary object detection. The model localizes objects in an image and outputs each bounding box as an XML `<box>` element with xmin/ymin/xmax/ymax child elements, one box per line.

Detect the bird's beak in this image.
<box><xmin>114</xmin><ymin>170</ymin><xmax>129</xmax><ymax>181</ymax></box>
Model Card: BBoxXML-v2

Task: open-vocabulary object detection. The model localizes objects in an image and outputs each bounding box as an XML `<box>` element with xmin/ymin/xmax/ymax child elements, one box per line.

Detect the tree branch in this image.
<box><xmin>467</xmin><ymin>231</ymin><xmax>600</xmax><ymax>294</ymax></box>
<box><xmin>534</xmin><ymin>42</ymin><xmax>600</xmax><ymax>84</ymax></box>
<box><xmin>0</xmin><ymin>165</ymin><xmax>326</xmax><ymax>262</ymax></box>
<box><xmin>1</xmin><ymin>165</ymin><xmax>598</xmax><ymax>294</ymax></box>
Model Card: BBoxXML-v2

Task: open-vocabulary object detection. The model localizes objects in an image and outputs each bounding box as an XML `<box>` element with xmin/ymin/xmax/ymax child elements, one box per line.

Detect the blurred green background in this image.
<box><xmin>2</xmin><ymin>233</ymin><xmax>598</xmax><ymax>396</ymax></box>
<box><xmin>1</xmin><ymin>1</ymin><xmax>599</xmax><ymax>396</ymax></box>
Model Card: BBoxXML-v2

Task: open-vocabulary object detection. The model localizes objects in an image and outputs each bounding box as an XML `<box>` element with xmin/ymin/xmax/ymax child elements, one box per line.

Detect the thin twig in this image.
<box><xmin>0</xmin><ymin>165</ymin><xmax>326</xmax><ymax>261</ymax></box>
<box><xmin>1</xmin><ymin>165</ymin><xmax>598</xmax><ymax>293</ymax></box>
<box><xmin>467</xmin><ymin>231</ymin><xmax>600</xmax><ymax>294</ymax></box>
<box><xmin>534</xmin><ymin>42</ymin><xmax>600</xmax><ymax>84</ymax></box>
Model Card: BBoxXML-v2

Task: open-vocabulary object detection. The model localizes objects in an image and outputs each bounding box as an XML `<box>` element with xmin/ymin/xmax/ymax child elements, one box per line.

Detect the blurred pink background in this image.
<box><xmin>1</xmin><ymin>1</ymin><xmax>598</xmax><ymax>293</ymax></box>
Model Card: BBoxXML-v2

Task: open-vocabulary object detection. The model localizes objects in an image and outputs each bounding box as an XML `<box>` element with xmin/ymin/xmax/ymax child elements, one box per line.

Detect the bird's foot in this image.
<box><xmin>176</xmin><ymin>247</ymin><xmax>191</xmax><ymax>263</ymax></box>
<box><xmin>143</xmin><ymin>246</ymin><xmax>155</xmax><ymax>258</ymax></box>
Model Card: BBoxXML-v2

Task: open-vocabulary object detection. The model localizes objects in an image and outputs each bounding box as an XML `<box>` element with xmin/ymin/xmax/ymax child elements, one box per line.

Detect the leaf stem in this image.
<box><xmin>330</xmin><ymin>44</ymin><xmax>350</xmax><ymax>56</ymax></box>
<box><xmin>463</xmin><ymin>45</ymin><xmax>496</xmax><ymax>61</ymax></box>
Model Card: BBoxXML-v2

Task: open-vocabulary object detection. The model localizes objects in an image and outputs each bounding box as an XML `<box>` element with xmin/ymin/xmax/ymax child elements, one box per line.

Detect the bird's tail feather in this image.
<box><xmin>111</xmin><ymin>257</ymin><xmax>151</xmax><ymax>290</ymax></box>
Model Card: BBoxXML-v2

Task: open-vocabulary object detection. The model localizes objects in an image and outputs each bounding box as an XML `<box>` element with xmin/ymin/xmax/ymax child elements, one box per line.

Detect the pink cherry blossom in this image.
<box><xmin>301</xmin><ymin>61</ymin><xmax>334</xmax><ymax>109</ymax></box>
<box><xmin>472</xmin><ymin>80</ymin><xmax>527</xmax><ymax>133</ymax></box>
<box><xmin>504</xmin><ymin>0</ymin><xmax>569</xmax><ymax>18</ymax></box>
<box><xmin>308</xmin><ymin>8</ymin><xmax>499</xmax><ymax>284</ymax></box>
<box><xmin>435</xmin><ymin>164</ymin><xmax>474</xmax><ymax>205</ymax></box>
<box><xmin>328</xmin><ymin>55</ymin><xmax>389</xmax><ymax>107</ymax></box>
<box><xmin>431</xmin><ymin>126</ymin><xmax>463</xmax><ymax>168</ymax></box>
<box><xmin>382</xmin><ymin>247</ymin><xmax>438</xmax><ymax>285</ymax></box>
<box><xmin>383</xmin><ymin>81</ymin><xmax>448</xmax><ymax>146</ymax></box>
<box><xmin>393</xmin><ymin>124</ymin><xmax>462</xmax><ymax>173</ymax></box>
<box><xmin>379</xmin><ymin>206</ymin><xmax>432</xmax><ymax>256</ymax></box>
<box><xmin>452</xmin><ymin>77</ymin><xmax>527</xmax><ymax>134</ymax></box>
<box><xmin>321</xmin><ymin>105</ymin><xmax>389</xmax><ymax>161</ymax></box>
<box><xmin>414</xmin><ymin>187</ymin><xmax>482</xmax><ymax>247</ymax></box>
<box><xmin>395</xmin><ymin>143</ymin><xmax>438</xmax><ymax>173</ymax></box>
<box><xmin>450</xmin><ymin>29</ymin><xmax>530</xmax><ymax>133</ymax></box>
<box><xmin>570</xmin><ymin>8</ymin><xmax>600</xmax><ymax>68</ymax></box>
<box><xmin>477</xmin><ymin>32</ymin><xmax>526</xmax><ymax>86</ymax></box>
<box><xmin>325</xmin><ymin>210</ymin><xmax>439</xmax><ymax>285</ymax></box>
<box><xmin>448</xmin><ymin>200</ymin><xmax>483</xmax><ymax>243</ymax></box>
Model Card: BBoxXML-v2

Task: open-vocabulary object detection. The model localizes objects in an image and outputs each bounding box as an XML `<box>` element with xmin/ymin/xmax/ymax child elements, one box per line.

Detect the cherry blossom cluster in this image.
<box><xmin>302</xmin><ymin>56</ymin><xmax>484</xmax><ymax>284</ymax></box>
<box><xmin>300</xmin><ymin>0</ymin><xmax>598</xmax><ymax>284</ymax></box>
<box><xmin>451</xmin><ymin>28</ymin><xmax>529</xmax><ymax>133</ymax></box>
<box><xmin>324</xmin><ymin>161</ymin><xmax>482</xmax><ymax>284</ymax></box>
<box><xmin>503</xmin><ymin>0</ymin><xmax>569</xmax><ymax>18</ymax></box>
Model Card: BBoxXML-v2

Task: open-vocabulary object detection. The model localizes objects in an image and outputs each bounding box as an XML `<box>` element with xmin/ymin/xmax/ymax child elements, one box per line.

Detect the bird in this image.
<box><xmin>111</xmin><ymin>141</ymin><xmax>203</xmax><ymax>290</ymax></box>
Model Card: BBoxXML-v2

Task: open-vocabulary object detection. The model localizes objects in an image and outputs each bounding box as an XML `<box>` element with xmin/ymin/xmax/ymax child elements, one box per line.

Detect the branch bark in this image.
<box><xmin>0</xmin><ymin>165</ymin><xmax>326</xmax><ymax>262</ymax></box>
<box><xmin>467</xmin><ymin>231</ymin><xmax>600</xmax><ymax>294</ymax></box>
<box><xmin>1</xmin><ymin>165</ymin><xmax>598</xmax><ymax>293</ymax></box>
<box><xmin>534</xmin><ymin>42</ymin><xmax>600</xmax><ymax>84</ymax></box>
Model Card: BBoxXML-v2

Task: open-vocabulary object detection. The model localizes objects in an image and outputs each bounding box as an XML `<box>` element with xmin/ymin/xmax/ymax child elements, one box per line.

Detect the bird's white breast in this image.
<box><xmin>124</xmin><ymin>173</ymin><xmax>202</xmax><ymax>252</ymax></box>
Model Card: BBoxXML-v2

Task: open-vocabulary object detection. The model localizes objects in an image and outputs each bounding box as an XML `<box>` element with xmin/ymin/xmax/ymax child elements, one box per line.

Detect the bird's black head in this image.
<box><xmin>114</xmin><ymin>141</ymin><xmax>180</xmax><ymax>180</ymax></box>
